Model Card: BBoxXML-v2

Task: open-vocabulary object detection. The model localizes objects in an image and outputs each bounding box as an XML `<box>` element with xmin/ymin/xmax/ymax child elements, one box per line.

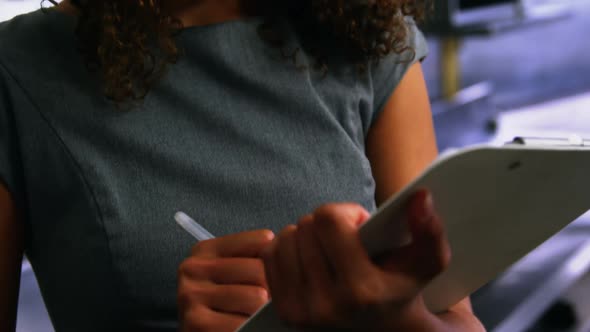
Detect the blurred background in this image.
<box><xmin>2</xmin><ymin>0</ymin><xmax>590</xmax><ymax>331</ymax></box>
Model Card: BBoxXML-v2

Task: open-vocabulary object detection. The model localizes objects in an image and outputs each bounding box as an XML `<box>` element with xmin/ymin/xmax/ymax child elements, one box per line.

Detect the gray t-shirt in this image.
<box><xmin>0</xmin><ymin>8</ymin><xmax>428</xmax><ymax>331</ymax></box>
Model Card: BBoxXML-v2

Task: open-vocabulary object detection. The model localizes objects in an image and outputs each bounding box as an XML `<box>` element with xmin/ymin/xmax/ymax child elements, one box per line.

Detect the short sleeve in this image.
<box><xmin>0</xmin><ymin>63</ymin><xmax>25</xmax><ymax>208</ymax></box>
<box><xmin>370</xmin><ymin>16</ymin><xmax>429</xmax><ymax>124</ymax></box>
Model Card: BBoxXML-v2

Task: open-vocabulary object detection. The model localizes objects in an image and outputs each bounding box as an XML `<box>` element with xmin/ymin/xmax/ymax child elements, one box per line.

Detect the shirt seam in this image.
<box><xmin>0</xmin><ymin>58</ymin><xmax>123</xmax><ymax>316</ymax></box>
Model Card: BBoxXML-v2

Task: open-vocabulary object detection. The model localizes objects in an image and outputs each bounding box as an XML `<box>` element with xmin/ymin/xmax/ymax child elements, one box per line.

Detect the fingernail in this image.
<box><xmin>418</xmin><ymin>191</ymin><xmax>435</xmax><ymax>222</ymax></box>
<box><xmin>355</xmin><ymin>209</ymin><xmax>371</xmax><ymax>227</ymax></box>
<box><xmin>263</xmin><ymin>230</ymin><xmax>276</xmax><ymax>241</ymax></box>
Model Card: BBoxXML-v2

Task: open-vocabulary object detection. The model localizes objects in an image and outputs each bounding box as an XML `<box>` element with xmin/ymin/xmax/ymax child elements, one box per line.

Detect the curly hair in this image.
<box><xmin>46</xmin><ymin>0</ymin><xmax>429</xmax><ymax>103</ymax></box>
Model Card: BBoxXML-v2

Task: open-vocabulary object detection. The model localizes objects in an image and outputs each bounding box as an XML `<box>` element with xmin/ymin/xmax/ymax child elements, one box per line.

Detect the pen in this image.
<box><xmin>174</xmin><ymin>211</ymin><xmax>215</xmax><ymax>241</ymax></box>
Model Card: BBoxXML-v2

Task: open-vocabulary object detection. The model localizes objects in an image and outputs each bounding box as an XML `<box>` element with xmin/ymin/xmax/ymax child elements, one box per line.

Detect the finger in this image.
<box><xmin>312</xmin><ymin>204</ymin><xmax>375</xmax><ymax>281</ymax></box>
<box><xmin>191</xmin><ymin>229</ymin><xmax>275</xmax><ymax>258</ymax></box>
<box><xmin>179</xmin><ymin>257</ymin><xmax>267</xmax><ymax>288</ymax></box>
<box><xmin>275</xmin><ymin>225</ymin><xmax>305</xmax><ymax>291</ymax></box>
<box><xmin>177</xmin><ymin>279</ymin><xmax>266</xmax><ymax>319</ymax></box>
<box><xmin>179</xmin><ymin>281</ymin><xmax>269</xmax><ymax>316</ymax></box>
<box><xmin>263</xmin><ymin>225</ymin><xmax>302</xmax><ymax>321</ymax></box>
<box><xmin>407</xmin><ymin>190</ymin><xmax>452</xmax><ymax>282</ymax></box>
<box><xmin>261</xmin><ymin>234</ymin><xmax>278</xmax><ymax>301</ymax></box>
<box><xmin>181</xmin><ymin>304</ymin><xmax>248</xmax><ymax>332</ymax></box>
<box><xmin>297</xmin><ymin>214</ymin><xmax>334</xmax><ymax>290</ymax></box>
<box><xmin>376</xmin><ymin>191</ymin><xmax>451</xmax><ymax>298</ymax></box>
<box><xmin>311</xmin><ymin>204</ymin><xmax>405</xmax><ymax>309</ymax></box>
<box><xmin>205</xmin><ymin>284</ymin><xmax>270</xmax><ymax>316</ymax></box>
<box><xmin>264</xmin><ymin>225</ymin><xmax>307</xmax><ymax>321</ymax></box>
<box><xmin>297</xmin><ymin>214</ymin><xmax>344</xmax><ymax>326</ymax></box>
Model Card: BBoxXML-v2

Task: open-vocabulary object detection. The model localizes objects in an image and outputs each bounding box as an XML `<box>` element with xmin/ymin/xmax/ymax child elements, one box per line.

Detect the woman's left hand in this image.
<box><xmin>262</xmin><ymin>190</ymin><xmax>455</xmax><ymax>331</ymax></box>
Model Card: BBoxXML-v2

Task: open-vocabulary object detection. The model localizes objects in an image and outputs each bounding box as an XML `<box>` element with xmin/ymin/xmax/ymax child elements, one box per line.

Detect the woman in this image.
<box><xmin>0</xmin><ymin>0</ymin><xmax>485</xmax><ymax>331</ymax></box>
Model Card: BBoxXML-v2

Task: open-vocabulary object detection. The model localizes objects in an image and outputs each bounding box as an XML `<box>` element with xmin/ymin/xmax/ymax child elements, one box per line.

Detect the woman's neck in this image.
<box><xmin>56</xmin><ymin>0</ymin><xmax>248</xmax><ymax>27</ymax></box>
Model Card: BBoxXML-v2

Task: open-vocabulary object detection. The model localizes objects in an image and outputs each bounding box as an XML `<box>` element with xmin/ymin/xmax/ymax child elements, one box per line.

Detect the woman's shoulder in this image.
<box><xmin>0</xmin><ymin>9</ymin><xmax>74</xmax><ymax>74</ymax></box>
<box><xmin>1</xmin><ymin>10</ymin><xmax>49</xmax><ymax>54</ymax></box>
<box><xmin>0</xmin><ymin>8</ymin><xmax>77</xmax><ymax>102</ymax></box>
<box><xmin>297</xmin><ymin>16</ymin><xmax>428</xmax><ymax>86</ymax></box>
<box><xmin>368</xmin><ymin>17</ymin><xmax>429</xmax><ymax>115</ymax></box>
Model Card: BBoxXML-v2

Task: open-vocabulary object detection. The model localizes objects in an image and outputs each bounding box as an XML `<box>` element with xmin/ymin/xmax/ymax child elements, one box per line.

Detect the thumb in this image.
<box><xmin>407</xmin><ymin>190</ymin><xmax>452</xmax><ymax>283</ymax></box>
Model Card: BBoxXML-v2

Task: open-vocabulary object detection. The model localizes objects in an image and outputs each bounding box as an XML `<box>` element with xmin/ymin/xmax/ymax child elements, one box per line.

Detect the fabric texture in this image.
<box><xmin>0</xmin><ymin>8</ymin><xmax>428</xmax><ymax>331</ymax></box>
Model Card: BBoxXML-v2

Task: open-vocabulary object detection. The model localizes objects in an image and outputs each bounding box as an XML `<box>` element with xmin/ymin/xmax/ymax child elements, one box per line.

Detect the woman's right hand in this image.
<box><xmin>178</xmin><ymin>230</ymin><xmax>275</xmax><ymax>332</ymax></box>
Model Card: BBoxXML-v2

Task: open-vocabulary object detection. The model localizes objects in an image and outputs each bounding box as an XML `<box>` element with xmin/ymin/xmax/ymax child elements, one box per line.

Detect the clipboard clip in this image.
<box><xmin>509</xmin><ymin>135</ymin><xmax>590</xmax><ymax>147</ymax></box>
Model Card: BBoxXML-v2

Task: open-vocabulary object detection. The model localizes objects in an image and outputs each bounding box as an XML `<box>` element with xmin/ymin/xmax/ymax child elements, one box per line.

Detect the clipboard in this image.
<box><xmin>238</xmin><ymin>137</ymin><xmax>590</xmax><ymax>332</ymax></box>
